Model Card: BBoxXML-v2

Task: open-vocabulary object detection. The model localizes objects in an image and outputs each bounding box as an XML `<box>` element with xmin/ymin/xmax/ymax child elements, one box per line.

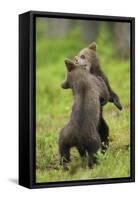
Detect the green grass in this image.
<box><xmin>36</xmin><ymin>25</ymin><xmax>130</xmax><ymax>183</ymax></box>
<box><xmin>36</xmin><ymin>108</ymin><xmax>130</xmax><ymax>182</ymax></box>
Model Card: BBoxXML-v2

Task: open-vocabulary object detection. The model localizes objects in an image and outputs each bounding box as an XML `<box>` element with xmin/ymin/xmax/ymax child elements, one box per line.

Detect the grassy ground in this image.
<box><xmin>36</xmin><ymin>26</ymin><xmax>130</xmax><ymax>183</ymax></box>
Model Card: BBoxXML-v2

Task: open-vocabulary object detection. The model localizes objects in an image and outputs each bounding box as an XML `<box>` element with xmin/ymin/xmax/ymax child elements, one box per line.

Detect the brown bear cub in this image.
<box><xmin>59</xmin><ymin>59</ymin><xmax>110</xmax><ymax>169</ymax></box>
<box><xmin>74</xmin><ymin>42</ymin><xmax>122</xmax><ymax>151</ymax></box>
<box><xmin>74</xmin><ymin>42</ymin><xmax>122</xmax><ymax>110</ymax></box>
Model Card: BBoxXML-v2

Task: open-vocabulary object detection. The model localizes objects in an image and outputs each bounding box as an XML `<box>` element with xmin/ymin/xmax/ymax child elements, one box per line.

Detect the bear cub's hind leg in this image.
<box><xmin>59</xmin><ymin>142</ymin><xmax>71</xmax><ymax>170</ymax></box>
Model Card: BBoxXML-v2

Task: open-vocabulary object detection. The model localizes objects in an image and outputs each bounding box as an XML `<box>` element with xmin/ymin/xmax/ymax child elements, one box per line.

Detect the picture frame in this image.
<box><xmin>19</xmin><ymin>10</ymin><xmax>135</xmax><ymax>189</ymax></box>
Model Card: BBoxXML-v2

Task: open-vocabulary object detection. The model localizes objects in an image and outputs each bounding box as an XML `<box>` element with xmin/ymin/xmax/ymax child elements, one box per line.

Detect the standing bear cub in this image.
<box><xmin>59</xmin><ymin>59</ymin><xmax>110</xmax><ymax>169</ymax></box>
<box><xmin>74</xmin><ymin>42</ymin><xmax>122</xmax><ymax>110</ymax></box>
<box><xmin>73</xmin><ymin>42</ymin><xmax>122</xmax><ymax>151</ymax></box>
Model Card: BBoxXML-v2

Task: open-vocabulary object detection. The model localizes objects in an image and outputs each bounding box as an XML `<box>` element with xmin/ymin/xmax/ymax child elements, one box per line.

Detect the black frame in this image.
<box><xmin>19</xmin><ymin>10</ymin><xmax>135</xmax><ymax>189</ymax></box>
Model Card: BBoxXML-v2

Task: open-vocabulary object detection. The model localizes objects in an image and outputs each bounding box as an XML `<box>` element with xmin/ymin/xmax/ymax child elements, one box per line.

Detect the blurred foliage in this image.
<box><xmin>36</xmin><ymin>24</ymin><xmax>85</xmax><ymax>67</ymax></box>
<box><xmin>36</xmin><ymin>18</ymin><xmax>130</xmax><ymax>182</ymax></box>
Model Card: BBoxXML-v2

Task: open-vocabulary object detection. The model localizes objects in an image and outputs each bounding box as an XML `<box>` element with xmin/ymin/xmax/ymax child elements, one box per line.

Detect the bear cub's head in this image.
<box><xmin>61</xmin><ymin>58</ymin><xmax>89</xmax><ymax>91</ymax></box>
<box><xmin>74</xmin><ymin>42</ymin><xmax>100</xmax><ymax>73</ymax></box>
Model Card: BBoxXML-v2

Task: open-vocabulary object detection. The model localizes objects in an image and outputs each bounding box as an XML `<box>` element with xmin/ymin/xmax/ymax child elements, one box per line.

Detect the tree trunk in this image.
<box><xmin>114</xmin><ymin>22</ymin><xmax>130</xmax><ymax>58</ymax></box>
<box><xmin>82</xmin><ymin>21</ymin><xmax>100</xmax><ymax>44</ymax></box>
<box><xmin>47</xmin><ymin>18</ymin><xmax>71</xmax><ymax>38</ymax></box>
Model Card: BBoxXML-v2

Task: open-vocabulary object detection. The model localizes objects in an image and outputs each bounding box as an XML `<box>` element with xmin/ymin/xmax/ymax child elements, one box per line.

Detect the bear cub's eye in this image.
<box><xmin>80</xmin><ymin>55</ymin><xmax>85</xmax><ymax>59</ymax></box>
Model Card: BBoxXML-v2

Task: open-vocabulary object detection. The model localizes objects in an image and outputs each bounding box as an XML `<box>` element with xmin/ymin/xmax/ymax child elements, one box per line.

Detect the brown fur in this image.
<box><xmin>73</xmin><ymin>42</ymin><xmax>123</xmax><ymax>152</ymax></box>
<box><xmin>74</xmin><ymin>42</ymin><xmax>122</xmax><ymax>110</ymax></box>
<box><xmin>59</xmin><ymin>59</ymin><xmax>110</xmax><ymax>169</ymax></box>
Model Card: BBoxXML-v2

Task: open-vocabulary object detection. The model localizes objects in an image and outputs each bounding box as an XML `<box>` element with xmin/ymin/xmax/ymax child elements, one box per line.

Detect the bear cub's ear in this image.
<box><xmin>64</xmin><ymin>58</ymin><xmax>76</xmax><ymax>72</ymax></box>
<box><xmin>89</xmin><ymin>42</ymin><xmax>97</xmax><ymax>51</ymax></box>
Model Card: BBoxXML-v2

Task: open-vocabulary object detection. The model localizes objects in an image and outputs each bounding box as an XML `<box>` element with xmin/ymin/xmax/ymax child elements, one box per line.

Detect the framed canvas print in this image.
<box><xmin>19</xmin><ymin>11</ymin><xmax>135</xmax><ymax>189</ymax></box>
